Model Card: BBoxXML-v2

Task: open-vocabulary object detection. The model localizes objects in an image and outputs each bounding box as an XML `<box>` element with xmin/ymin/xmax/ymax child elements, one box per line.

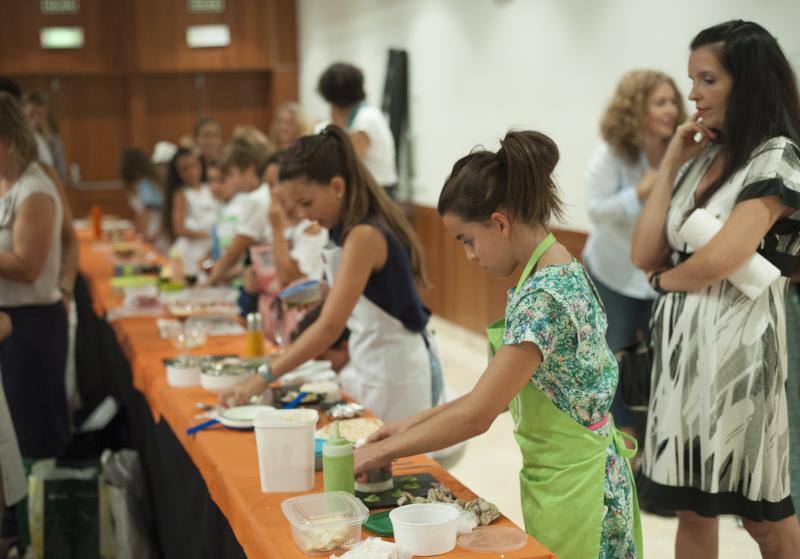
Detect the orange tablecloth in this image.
<box><xmin>78</xmin><ymin>231</ymin><xmax>556</xmax><ymax>559</ymax></box>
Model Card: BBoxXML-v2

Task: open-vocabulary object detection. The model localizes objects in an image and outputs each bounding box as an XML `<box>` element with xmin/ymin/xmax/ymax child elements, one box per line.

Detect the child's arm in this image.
<box><xmin>220</xmin><ymin>224</ymin><xmax>387</xmax><ymax>406</ymax></box>
<box><xmin>354</xmin><ymin>341</ymin><xmax>542</xmax><ymax>473</ymax></box>
<box><xmin>172</xmin><ymin>191</ymin><xmax>209</xmax><ymax>240</ymax></box>
<box><xmin>269</xmin><ymin>209</ymin><xmax>302</xmax><ymax>286</ymax></box>
<box><xmin>206</xmin><ymin>234</ymin><xmax>253</xmax><ymax>285</ymax></box>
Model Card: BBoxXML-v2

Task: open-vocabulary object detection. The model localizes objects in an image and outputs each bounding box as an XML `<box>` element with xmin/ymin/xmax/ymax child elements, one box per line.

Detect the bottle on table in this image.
<box><xmin>91</xmin><ymin>205</ymin><xmax>103</xmax><ymax>240</ymax></box>
<box><xmin>322</xmin><ymin>423</ymin><xmax>355</xmax><ymax>494</ymax></box>
<box><xmin>245</xmin><ymin>312</ymin><xmax>265</xmax><ymax>357</ymax></box>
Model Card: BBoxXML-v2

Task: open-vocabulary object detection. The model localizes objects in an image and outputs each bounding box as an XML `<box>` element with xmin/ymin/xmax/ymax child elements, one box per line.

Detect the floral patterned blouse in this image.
<box><xmin>502</xmin><ymin>260</ymin><xmax>637</xmax><ymax>558</ymax></box>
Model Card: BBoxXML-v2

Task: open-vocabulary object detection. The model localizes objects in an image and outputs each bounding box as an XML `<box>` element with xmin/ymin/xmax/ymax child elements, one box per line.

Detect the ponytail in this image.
<box><xmin>438</xmin><ymin>130</ymin><xmax>564</xmax><ymax>226</ymax></box>
<box><xmin>280</xmin><ymin>125</ymin><xmax>429</xmax><ymax>286</ymax></box>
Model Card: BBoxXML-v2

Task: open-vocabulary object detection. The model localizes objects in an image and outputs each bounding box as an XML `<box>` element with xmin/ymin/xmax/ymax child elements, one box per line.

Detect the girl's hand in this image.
<box><xmin>219</xmin><ymin>374</ymin><xmax>266</xmax><ymax>407</ymax></box>
<box><xmin>365</xmin><ymin>417</ymin><xmax>416</xmax><ymax>445</ymax></box>
<box><xmin>242</xmin><ymin>266</ymin><xmax>260</xmax><ymax>294</ymax></box>
<box><xmin>664</xmin><ymin>113</ymin><xmax>717</xmax><ymax>169</ymax></box>
<box><xmin>354</xmin><ymin>443</ymin><xmax>392</xmax><ymax>475</ymax></box>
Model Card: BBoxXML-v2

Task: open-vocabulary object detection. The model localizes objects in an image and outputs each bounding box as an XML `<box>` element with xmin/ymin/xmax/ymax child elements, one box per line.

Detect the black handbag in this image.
<box><xmin>615</xmin><ymin>341</ymin><xmax>652</xmax><ymax>411</ymax></box>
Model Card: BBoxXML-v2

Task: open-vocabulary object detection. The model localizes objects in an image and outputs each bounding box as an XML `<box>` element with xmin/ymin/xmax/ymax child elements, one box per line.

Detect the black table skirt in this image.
<box><xmin>75</xmin><ymin>274</ymin><xmax>247</xmax><ymax>559</ymax></box>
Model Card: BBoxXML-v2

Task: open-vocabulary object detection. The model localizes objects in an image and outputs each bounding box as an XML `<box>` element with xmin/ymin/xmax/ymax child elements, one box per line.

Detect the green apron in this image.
<box><xmin>487</xmin><ymin>233</ymin><xmax>643</xmax><ymax>559</ymax></box>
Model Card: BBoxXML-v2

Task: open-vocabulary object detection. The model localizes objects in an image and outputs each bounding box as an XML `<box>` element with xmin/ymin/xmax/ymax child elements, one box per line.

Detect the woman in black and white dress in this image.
<box><xmin>632</xmin><ymin>21</ymin><xmax>800</xmax><ymax>558</ymax></box>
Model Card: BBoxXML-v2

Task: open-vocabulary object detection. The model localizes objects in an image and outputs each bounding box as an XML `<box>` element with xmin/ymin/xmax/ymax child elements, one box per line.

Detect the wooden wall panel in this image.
<box><xmin>412</xmin><ymin>205</ymin><xmax>588</xmax><ymax>333</ymax></box>
<box><xmin>0</xmin><ymin>0</ymin><xmax>132</xmax><ymax>75</ymax></box>
<box><xmin>13</xmin><ymin>75</ymin><xmax>129</xmax><ymax>183</ymax></box>
<box><xmin>134</xmin><ymin>0</ymin><xmax>274</xmax><ymax>72</ymax></box>
<box><xmin>272</xmin><ymin>0</ymin><xmax>299</xmax><ymax>68</ymax></box>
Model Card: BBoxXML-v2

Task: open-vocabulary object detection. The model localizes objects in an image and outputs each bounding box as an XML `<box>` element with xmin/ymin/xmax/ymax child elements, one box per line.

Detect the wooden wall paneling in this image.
<box><xmin>54</xmin><ymin>76</ymin><xmax>130</xmax><ymax>183</ymax></box>
<box><xmin>133</xmin><ymin>0</ymin><xmax>272</xmax><ymax>72</ymax></box>
<box><xmin>141</xmin><ymin>74</ymin><xmax>201</xmax><ymax>149</ymax></box>
<box><xmin>266</xmin><ymin>68</ymin><xmax>300</xmax><ymax>124</ymax></box>
<box><xmin>0</xmin><ymin>0</ymin><xmax>132</xmax><ymax>75</ymax></box>
<box><xmin>204</xmin><ymin>72</ymin><xmax>271</xmax><ymax>141</ymax></box>
<box><xmin>271</xmin><ymin>0</ymin><xmax>298</xmax><ymax>68</ymax></box>
<box><xmin>412</xmin><ymin>205</ymin><xmax>588</xmax><ymax>334</ymax></box>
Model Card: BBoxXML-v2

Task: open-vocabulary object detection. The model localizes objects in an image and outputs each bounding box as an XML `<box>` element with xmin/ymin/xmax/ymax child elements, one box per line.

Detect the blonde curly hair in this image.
<box><xmin>600</xmin><ymin>70</ymin><xmax>685</xmax><ymax>162</ymax></box>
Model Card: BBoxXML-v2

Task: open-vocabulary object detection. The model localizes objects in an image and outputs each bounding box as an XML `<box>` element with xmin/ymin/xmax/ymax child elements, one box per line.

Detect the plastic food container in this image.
<box><xmin>200</xmin><ymin>359</ymin><xmax>254</xmax><ymax>394</ymax></box>
<box><xmin>279</xmin><ymin>280</ymin><xmax>322</xmax><ymax>308</ymax></box>
<box><xmin>164</xmin><ymin>356</ymin><xmax>205</xmax><ymax>387</ymax></box>
<box><xmin>254</xmin><ymin>409</ymin><xmax>318</xmax><ymax>492</ymax></box>
<box><xmin>281</xmin><ymin>492</ymin><xmax>369</xmax><ymax>556</ymax></box>
<box><xmin>390</xmin><ymin>503</ymin><xmax>460</xmax><ymax>556</ymax></box>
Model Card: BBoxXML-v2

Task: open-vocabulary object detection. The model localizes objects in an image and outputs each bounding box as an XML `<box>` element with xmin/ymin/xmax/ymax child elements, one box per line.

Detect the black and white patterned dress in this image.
<box><xmin>639</xmin><ymin>136</ymin><xmax>800</xmax><ymax>521</ymax></box>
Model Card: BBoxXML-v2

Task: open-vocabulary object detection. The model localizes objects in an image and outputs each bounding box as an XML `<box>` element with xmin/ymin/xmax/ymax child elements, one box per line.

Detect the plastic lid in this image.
<box><xmin>253</xmin><ymin>408</ymin><xmax>318</xmax><ymax>429</ymax></box>
<box><xmin>281</xmin><ymin>492</ymin><xmax>369</xmax><ymax>530</ymax></box>
<box><xmin>457</xmin><ymin>526</ymin><xmax>528</xmax><ymax>553</ymax></box>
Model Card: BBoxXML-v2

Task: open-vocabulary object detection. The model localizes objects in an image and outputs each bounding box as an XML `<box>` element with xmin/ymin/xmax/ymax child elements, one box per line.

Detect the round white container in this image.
<box><xmin>200</xmin><ymin>371</ymin><xmax>249</xmax><ymax>394</ymax></box>
<box><xmin>166</xmin><ymin>364</ymin><xmax>201</xmax><ymax>387</ymax></box>
<box><xmin>253</xmin><ymin>409</ymin><xmax>318</xmax><ymax>492</ymax></box>
<box><xmin>390</xmin><ymin>503</ymin><xmax>460</xmax><ymax>556</ymax></box>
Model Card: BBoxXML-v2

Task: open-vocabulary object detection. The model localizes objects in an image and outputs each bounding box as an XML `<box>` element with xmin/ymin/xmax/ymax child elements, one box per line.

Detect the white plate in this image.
<box><xmin>219</xmin><ymin>405</ymin><xmax>275</xmax><ymax>429</ymax></box>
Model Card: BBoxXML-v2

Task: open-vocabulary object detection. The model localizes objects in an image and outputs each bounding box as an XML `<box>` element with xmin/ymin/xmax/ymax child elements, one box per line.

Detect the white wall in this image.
<box><xmin>297</xmin><ymin>0</ymin><xmax>800</xmax><ymax>230</ymax></box>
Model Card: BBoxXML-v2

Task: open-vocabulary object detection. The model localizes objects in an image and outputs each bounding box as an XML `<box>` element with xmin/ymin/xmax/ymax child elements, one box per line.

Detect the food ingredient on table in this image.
<box><xmin>330</xmin><ymin>537</ymin><xmax>412</xmax><ymax>559</ymax></box>
<box><xmin>396</xmin><ymin>483</ymin><xmax>500</xmax><ymax>526</ymax></box>
<box><xmin>315</xmin><ymin>418</ymin><xmax>383</xmax><ymax>443</ymax></box>
<box><xmin>300</xmin><ymin>380</ymin><xmax>341</xmax><ymax>403</ymax></box>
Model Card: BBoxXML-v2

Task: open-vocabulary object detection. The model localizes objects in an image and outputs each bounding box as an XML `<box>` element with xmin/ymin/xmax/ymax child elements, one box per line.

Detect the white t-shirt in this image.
<box><xmin>315</xmin><ymin>105</ymin><xmax>398</xmax><ymax>186</ymax></box>
<box><xmin>0</xmin><ymin>162</ymin><xmax>63</xmax><ymax>306</ymax></box>
<box><xmin>34</xmin><ymin>132</ymin><xmax>54</xmax><ymax>167</ymax></box>
<box><xmin>170</xmin><ymin>184</ymin><xmax>218</xmax><ymax>275</ymax></box>
<box><xmin>351</xmin><ymin>105</ymin><xmax>397</xmax><ymax>186</ymax></box>
<box><xmin>237</xmin><ymin>183</ymin><xmax>272</xmax><ymax>243</ymax></box>
<box><xmin>286</xmin><ymin>220</ymin><xmax>328</xmax><ymax>281</ymax></box>
<box><xmin>214</xmin><ymin>192</ymin><xmax>250</xmax><ymax>256</ymax></box>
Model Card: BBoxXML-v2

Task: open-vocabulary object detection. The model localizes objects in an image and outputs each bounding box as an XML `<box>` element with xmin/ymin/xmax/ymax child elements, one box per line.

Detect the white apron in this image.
<box><xmin>323</xmin><ymin>244</ymin><xmax>436</xmax><ymax>423</ymax></box>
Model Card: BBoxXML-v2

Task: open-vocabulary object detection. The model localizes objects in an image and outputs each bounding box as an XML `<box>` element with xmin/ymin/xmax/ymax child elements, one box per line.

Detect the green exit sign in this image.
<box><xmin>188</xmin><ymin>0</ymin><xmax>225</xmax><ymax>13</ymax></box>
<box><xmin>41</xmin><ymin>0</ymin><xmax>79</xmax><ymax>14</ymax></box>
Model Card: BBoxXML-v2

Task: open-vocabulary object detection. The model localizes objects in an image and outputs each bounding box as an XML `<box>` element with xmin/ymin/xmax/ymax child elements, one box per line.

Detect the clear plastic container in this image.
<box><xmin>279</xmin><ymin>280</ymin><xmax>322</xmax><ymax>308</ymax></box>
<box><xmin>281</xmin><ymin>492</ymin><xmax>369</xmax><ymax>556</ymax></box>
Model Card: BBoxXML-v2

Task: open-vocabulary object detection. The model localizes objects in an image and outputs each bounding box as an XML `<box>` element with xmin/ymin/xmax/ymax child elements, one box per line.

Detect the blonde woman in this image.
<box><xmin>270</xmin><ymin>102</ymin><xmax>310</xmax><ymax>151</ymax></box>
<box><xmin>582</xmin><ymin>69</ymin><xmax>685</xmax><ymax>443</ymax></box>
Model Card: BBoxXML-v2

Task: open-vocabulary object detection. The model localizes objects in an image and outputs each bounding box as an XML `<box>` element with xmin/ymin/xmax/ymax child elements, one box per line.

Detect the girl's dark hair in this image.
<box><xmin>258</xmin><ymin>150</ymin><xmax>284</xmax><ymax>179</ymax></box>
<box><xmin>317</xmin><ymin>63</ymin><xmax>366</xmax><ymax>107</ymax></box>
<box><xmin>279</xmin><ymin>125</ymin><xmax>429</xmax><ymax>286</ymax></box>
<box><xmin>438</xmin><ymin>130</ymin><xmax>564</xmax><ymax>226</ymax></box>
<box><xmin>164</xmin><ymin>148</ymin><xmax>205</xmax><ymax>241</ymax></box>
<box><xmin>690</xmin><ymin>20</ymin><xmax>800</xmax><ymax>209</ymax></box>
<box><xmin>119</xmin><ymin>147</ymin><xmax>158</xmax><ymax>185</ymax></box>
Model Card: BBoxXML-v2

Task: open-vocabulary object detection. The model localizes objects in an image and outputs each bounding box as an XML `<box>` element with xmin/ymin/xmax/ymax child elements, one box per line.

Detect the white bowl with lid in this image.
<box><xmin>390</xmin><ymin>503</ymin><xmax>460</xmax><ymax>556</ymax></box>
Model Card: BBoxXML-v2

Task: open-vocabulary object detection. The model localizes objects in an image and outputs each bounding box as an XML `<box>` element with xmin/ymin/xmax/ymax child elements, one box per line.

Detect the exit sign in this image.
<box><xmin>188</xmin><ymin>0</ymin><xmax>225</xmax><ymax>13</ymax></box>
<box><xmin>41</xmin><ymin>0</ymin><xmax>79</xmax><ymax>14</ymax></box>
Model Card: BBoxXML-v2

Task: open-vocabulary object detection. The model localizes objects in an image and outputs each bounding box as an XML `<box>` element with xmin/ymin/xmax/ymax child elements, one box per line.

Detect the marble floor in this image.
<box><xmin>429</xmin><ymin>315</ymin><xmax>762</xmax><ymax>559</ymax></box>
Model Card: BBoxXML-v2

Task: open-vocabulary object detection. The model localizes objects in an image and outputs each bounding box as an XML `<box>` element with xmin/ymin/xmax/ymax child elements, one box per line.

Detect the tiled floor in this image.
<box><xmin>429</xmin><ymin>315</ymin><xmax>762</xmax><ymax>559</ymax></box>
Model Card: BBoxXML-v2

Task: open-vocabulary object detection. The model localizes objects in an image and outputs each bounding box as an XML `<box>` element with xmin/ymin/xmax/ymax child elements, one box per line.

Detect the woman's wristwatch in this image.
<box><xmin>258</xmin><ymin>362</ymin><xmax>276</xmax><ymax>384</ymax></box>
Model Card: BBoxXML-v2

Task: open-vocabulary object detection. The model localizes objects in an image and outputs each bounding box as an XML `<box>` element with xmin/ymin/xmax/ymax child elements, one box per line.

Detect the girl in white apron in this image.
<box><xmin>353</xmin><ymin>130</ymin><xmax>641</xmax><ymax>559</ymax></box>
<box><xmin>221</xmin><ymin>125</ymin><xmax>442</xmax><ymax>422</ymax></box>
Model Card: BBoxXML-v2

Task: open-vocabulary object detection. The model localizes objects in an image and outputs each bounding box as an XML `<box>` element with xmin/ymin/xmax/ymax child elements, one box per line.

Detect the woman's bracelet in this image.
<box><xmin>649</xmin><ymin>270</ymin><xmax>668</xmax><ymax>294</ymax></box>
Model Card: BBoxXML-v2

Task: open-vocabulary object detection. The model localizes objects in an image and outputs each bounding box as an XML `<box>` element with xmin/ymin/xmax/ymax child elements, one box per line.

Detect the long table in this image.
<box><xmin>77</xmin><ymin>231</ymin><xmax>556</xmax><ymax>559</ymax></box>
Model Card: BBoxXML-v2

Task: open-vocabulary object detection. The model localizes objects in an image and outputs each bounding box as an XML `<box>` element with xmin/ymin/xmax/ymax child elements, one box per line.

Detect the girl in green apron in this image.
<box><xmin>355</xmin><ymin>130</ymin><xmax>642</xmax><ymax>559</ymax></box>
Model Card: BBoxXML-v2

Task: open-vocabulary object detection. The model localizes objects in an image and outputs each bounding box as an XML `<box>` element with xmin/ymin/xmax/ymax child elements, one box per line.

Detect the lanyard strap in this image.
<box><xmin>346</xmin><ymin>102</ymin><xmax>364</xmax><ymax>130</ymax></box>
<box><xmin>514</xmin><ymin>233</ymin><xmax>556</xmax><ymax>295</ymax></box>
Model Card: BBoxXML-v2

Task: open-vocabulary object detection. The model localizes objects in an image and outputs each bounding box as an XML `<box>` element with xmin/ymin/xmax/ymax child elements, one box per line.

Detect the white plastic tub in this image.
<box><xmin>253</xmin><ymin>409</ymin><xmax>318</xmax><ymax>492</ymax></box>
<box><xmin>281</xmin><ymin>492</ymin><xmax>368</xmax><ymax>555</ymax></box>
<box><xmin>390</xmin><ymin>503</ymin><xmax>460</xmax><ymax>556</ymax></box>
